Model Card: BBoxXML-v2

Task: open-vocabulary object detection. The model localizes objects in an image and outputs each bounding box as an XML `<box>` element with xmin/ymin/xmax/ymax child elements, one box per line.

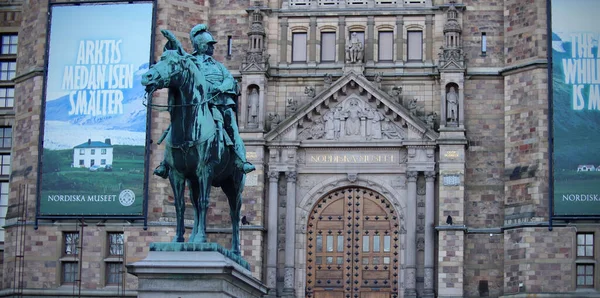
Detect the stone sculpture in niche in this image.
<box><xmin>247</xmin><ymin>87</ymin><xmax>259</xmax><ymax>126</ymax></box>
<box><xmin>447</xmin><ymin>86</ymin><xmax>458</xmax><ymax>123</ymax></box>
<box><xmin>345</xmin><ymin>32</ymin><xmax>364</xmax><ymax>63</ymax></box>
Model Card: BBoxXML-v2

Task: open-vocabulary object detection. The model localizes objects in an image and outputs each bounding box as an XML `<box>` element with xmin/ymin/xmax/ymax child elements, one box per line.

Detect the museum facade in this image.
<box><xmin>0</xmin><ymin>0</ymin><xmax>596</xmax><ymax>297</ymax></box>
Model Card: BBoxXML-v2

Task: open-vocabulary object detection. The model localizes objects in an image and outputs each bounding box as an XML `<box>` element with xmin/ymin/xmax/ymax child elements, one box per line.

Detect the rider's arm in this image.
<box><xmin>215</xmin><ymin>62</ymin><xmax>236</xmax><ymax>94</ymax></box>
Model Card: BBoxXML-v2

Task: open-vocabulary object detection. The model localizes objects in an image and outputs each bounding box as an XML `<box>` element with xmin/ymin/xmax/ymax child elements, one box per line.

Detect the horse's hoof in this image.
<box><xmin>172</xmin><ymin>237</ymin><xmax>184</xmax><ymax>243</ymax></box>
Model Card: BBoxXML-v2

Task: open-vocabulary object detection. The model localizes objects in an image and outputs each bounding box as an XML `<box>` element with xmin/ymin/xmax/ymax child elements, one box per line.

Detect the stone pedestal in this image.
<box><xmin>127</xmin><ymin>247</ymin><xmax>268</xmax><ymax>298</ymax></box>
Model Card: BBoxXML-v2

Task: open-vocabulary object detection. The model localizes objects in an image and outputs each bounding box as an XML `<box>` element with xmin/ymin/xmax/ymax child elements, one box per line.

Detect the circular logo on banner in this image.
<box><xmin>119</xmin><ymin>189</ymin><xmax>135</xmax><ymax>207</ymax></box>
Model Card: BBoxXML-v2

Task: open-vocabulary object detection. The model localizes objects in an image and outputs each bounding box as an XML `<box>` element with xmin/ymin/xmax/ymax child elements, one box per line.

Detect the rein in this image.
<box><xmin>143</xmin><ymin>92</ymin><xmax>219</xmax><ymax>111</ymax></box>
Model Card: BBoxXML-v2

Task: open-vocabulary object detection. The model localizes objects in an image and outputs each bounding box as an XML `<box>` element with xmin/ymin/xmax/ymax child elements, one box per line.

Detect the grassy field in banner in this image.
<box><xmin>41</xmin><ymin>145</ymin><xmax>145</xmax><ymax>196</ymax></box>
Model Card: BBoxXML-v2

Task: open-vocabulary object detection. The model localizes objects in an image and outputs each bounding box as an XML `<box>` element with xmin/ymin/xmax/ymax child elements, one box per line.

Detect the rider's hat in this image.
<box><xmin>190</xmin><ymin>24</ymin><xmax>217</xmax><ymax>45</ymax></box>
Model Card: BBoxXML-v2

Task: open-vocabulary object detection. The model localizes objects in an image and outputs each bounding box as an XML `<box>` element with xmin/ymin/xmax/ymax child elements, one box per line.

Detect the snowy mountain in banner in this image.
<box><xmin>44</xmin><ymin>63</ymin><xmax>150</xmax><ymax>132</ymax></box>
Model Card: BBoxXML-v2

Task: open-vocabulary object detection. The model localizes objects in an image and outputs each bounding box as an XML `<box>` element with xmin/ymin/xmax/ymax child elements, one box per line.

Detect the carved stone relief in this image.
<box><xmin>324</xmin><ymin>73</ymin><xmax>333</xmax><ymax>86</ymax></box>
<box><xmin>417</xmin><ymin>237</ymin><xmax>425</xmax><ymax>251</ymax></box>
<box><xmin>304</xmin><ymin>86</ymin><xmax>316</xmax><ymax>98</ymax></box>
<box><xmin>286</xmin><ymin>98</ymin><xmax>298</xmax><ymax>117</ymax></box>
<box><xmin>388</xmin><ymin>86</ymin><xmax>403</xmax><ymax>105</ymax></box>
<box><xmin>268</xmin><ymin>113</ymin><xmax>281</xmax><ymax>130</ymax></box>
<box><xmin>417</xmin><ymin>177</ymin><xmax>426</xmax><ymax>195</ymax></box>
<box><xmin>298</xmin><ymin>97</ymin><xmax>406</xmax><ymax>141</ymax></box>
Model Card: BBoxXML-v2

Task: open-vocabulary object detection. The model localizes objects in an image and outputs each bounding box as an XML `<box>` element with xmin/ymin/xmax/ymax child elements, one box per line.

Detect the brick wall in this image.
<box><xmin>504</xmin><ymin>227</ymin><xmax>574</xmax><ymax>294</ymax></box>
<box><xmin>463</xmin><ymin>77</ymin><xmax>505</xmax><ymax>297</ymax></box>
<box><xmin>504</xmin><ymin>0</ymin><xmax>547</xmax><ymax>65</ymax></box>
<box><xmin>464</xmin><ymin>233</ymin><xmax>504</xmax><ymax>297</ymax></box>
<box><xmin>208</xmin><ymin>0</ymin><xmax>250</xmax><ymax>69</ymax></box>
<box><xmin>462</xmin><ymin>0</ymin><xmax>504</xmax><ymax>67</ymax></box>
<box><xmin>503</xmin><ymin>68</ymin><xmax>549</xmax><ymax>222</ymax></box>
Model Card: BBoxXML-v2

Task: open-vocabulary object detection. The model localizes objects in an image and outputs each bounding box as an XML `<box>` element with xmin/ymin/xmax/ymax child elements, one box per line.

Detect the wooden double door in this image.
<box><xmin>306</xmin><ymin>187</ymin><xmax>400</xmax><ymax>298</ymax></box>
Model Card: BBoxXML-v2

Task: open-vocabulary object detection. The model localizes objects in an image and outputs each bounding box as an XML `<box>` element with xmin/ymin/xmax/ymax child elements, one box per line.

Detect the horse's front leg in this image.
<box><xmin>222</xmin><ymin>174</ymin><xmax>245</xmax><ymax>256</ymax></box>
<box><xmin>192</xmin><ymin>170</ymin><xmax>212</xmax><ymax>243</ymax></box>
<box><xmin>188</xmin><ymin>179</ymin><xmax>201</xmax><ymax>243</ymax></box>
<box><xmin>168</xmin><ymin>173</ymin><xmax>186</xmax><ymax>242</ymax></box>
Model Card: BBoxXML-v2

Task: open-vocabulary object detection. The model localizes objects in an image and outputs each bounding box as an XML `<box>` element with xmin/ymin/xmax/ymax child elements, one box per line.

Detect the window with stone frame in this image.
<box><xmin>577</xmin><ymin>233</ymin><xmax>594</xmax><ymax>258</ymax></box>
<box><xmin>63</xmin><ymin>232</ymin><xmax>79</xmax><ymax>256</ymax></box>
<box><xmin>0</xmin><ymin>34</ymin><xmax>16</xmax><ymax>109</ymax></box>
<box><xmin>105</xmin><ymin>232</ymin><xmax>124</xmax><ymax>286</ymax></box>
<box><xmin>407</xmin><ymin>30</ymin><xmax>423</xmax><ymax>61</ymax></box>
<box><xmin>378</xmin><ymin>31</ymin><xmax>393</xmax><ymax>62</ymax></box>
<box><xmin>0</xmin><ymin>182</ymin><xmax>8</xmax><ymax>242</ymax></box>
<box><xmin>320</xmin><ymin>32</ymin><xmax>336</xmax><ymax>62</ymax></box>
<box><xmin>0</xmin><ymin>154</ymin><xmax>10</xmax><ymax>176</ymax></box>
<box><xmin>61</xmin><ymin>232</ymin><xmax>80</xmax><ymax>285</ymax></box>
<box><xmin>0</xmin><ymin>127</ymin><xmax>11</xmax><ymax>148</ymax></box>
<box><xmin>576</xmin><ymin>233</ymin><xmax>595</xmax><ymax>288</ymax></box>
<box><xmin>292</xmin><ymin>32</ymin><xmax>307</xmax><ymax>63</ymax></box>
<box><xmin>0</xmin><ymin>88</ymin><xmax>13</xmax><ymax>108</ymax></box>
<box><xmin>62</xmin><ymin>261</ymin><xmax>79</xmax><ymax>284</ymax></box>
<box><xmin>577</xmin><ymin>264</ymin><xmax>594</xmax><ymax>288</ymax></box>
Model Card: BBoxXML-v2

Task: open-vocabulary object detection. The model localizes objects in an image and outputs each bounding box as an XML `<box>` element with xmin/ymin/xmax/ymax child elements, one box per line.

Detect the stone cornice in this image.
<box><xmin>13</xmin><ymin>67</ymin><xmax>44</xmax><ymax>84</ymax></box>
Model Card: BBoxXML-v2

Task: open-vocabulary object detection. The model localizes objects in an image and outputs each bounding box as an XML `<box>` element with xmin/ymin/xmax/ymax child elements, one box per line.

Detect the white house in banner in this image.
<box><xmin>72</xmin><ymin>138</ymin><xmax>113</xmax><ymax>168</ymax></box>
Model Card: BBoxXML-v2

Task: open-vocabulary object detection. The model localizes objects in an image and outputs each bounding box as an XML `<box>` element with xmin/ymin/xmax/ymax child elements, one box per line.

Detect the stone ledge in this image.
<box><xmin>127</xmin><ymin>250</ymin><xmax>267</xmax><ymax>298</ymax></box>
<box><xmin>149</xmin><ymin>242</ymin><xmax>250</xmax><ymax>270</ymax></box>
<box><xmin>436</xmin><ymin>225</ymin><xmax>467</xmax><ymax>231</ymax></box>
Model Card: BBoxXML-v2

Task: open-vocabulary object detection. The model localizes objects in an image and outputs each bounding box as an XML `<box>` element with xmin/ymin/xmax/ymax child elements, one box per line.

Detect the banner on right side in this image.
<box><xmin>552</xmin><ymin>0</ymin><xmax>600</xmax><ymax>216</ymax></box>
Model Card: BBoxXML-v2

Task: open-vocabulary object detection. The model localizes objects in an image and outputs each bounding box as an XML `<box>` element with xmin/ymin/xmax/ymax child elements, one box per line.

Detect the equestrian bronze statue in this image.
<box><xmin>142</xmin><ymin>27</ymin><xmax>253</xmax><ymax>256</ymax></box>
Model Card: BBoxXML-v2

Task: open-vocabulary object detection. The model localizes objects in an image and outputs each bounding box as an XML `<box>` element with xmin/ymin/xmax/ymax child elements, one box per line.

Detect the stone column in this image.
<box><xmin>395</xmin><ymin>16</ymin><xmax>404</xmax><ymax>63</ymax></box>
<box><xmin>266</xmin><ymin>171</ymin><xmax>280</xmax><ymax>297</ymax></box>
<box><xmin>366</xmin><ymin>16</ymin><xmax>375</xmax><ymax>63</ymax></box>
<box><xmin>280</xmin><ymin>18</ymin><xmax>288</xmax><ymax>64</ymax></box>
<box><xmin>338</xmin><ymin>17</ymin><xmax>346</xmax><ymax>64</ymax></box>
<box><xmin>423</xmin><ymin>171</ymin><xmax>435</xmax><ymax>297</ymax></box>
<box><xmin>425</xmin><ymin>15</ymin><xmax>434</xmax><ymax>64</ymax></box>
<box><xmin>283</xmin><ymin>171</ymin><xmax>297</xmax><ymax>297</ymax></box>
<box><xmin>309</xmin><ymin>17</ymin><xmax>317</xmax><ymax>63</ymax></box>
<box><xmin>404</xmin><ymin>171</ymin><xmax>418</xmax><ymax>298</ymax></box>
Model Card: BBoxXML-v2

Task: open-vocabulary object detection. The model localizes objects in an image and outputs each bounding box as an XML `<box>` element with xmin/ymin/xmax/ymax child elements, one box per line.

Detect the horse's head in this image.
<box><xmin>141</xmin><ymin>50</ymin><xmax>188</xmax><ymax>94</ymax></box>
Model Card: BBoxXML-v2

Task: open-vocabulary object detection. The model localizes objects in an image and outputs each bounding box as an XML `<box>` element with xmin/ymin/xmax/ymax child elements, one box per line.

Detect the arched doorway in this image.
<box><xmin>306</xmin><ymin>187</ymin><xmax>400</xmax><ymax>298</ymax></box>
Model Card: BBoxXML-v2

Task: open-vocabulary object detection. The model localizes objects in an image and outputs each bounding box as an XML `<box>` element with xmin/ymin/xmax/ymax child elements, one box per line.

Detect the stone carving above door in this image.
<box><xmin>297</xmin><ymin>96</ymin><xmax>406</xmax><ymax>141</ymax></box>
<box><xmin>265</xmin><ymin>71</ymin><xmax>439</xmax><ymax>143</ymax></box>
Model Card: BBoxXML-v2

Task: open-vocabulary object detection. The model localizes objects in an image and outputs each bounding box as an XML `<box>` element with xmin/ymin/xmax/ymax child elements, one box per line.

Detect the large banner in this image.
<box><xmin>39</xmin><ymin>2</ymin><xmax>153</xmax><ymax>217</ymax></box>
<box><xmin>552</xmin><ymin>0</ymin><xmax>600</xmax><ymax>216</ymax></box>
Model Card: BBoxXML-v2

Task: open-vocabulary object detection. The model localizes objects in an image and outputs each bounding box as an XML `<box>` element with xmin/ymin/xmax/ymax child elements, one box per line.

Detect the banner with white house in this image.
<box><xmin>39</xmin><ymin>2</ymin><xmax>153</xmax><ymax>217</ymax></box>
<box><xmin>552</xmin><ymin>0</ymin><xmax>600</xmax><ymax>216</ymax></box>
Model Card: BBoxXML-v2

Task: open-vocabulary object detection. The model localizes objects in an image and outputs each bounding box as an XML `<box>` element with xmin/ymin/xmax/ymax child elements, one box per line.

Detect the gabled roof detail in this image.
<box><xmin>265</xmin><ymin>71</ymin><xmax>438</xmax><ymax>144</ymax></box>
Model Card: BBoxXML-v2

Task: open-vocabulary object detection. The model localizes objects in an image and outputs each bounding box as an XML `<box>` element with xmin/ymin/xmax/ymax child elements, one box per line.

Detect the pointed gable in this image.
<box><xmin>265</xmin><ymin>71</ymin><xmax>438</xmax><ymax>144</ymax></box>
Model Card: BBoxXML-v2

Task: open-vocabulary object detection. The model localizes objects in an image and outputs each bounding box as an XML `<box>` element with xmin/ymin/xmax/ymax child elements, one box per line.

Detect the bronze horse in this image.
<box><xmin>141</xmin><ymin>30</ymin><xmax>245</xmax><ymax>255</ymax></box>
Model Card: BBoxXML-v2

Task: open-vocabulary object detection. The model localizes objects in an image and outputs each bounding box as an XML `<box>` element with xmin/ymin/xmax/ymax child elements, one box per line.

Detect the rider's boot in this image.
<box><xmin>223</xmin><ymin>108</ymin><xmax>256</xmax><ymax>174</ymax></box>
<box><xmin>153</xmin><ymin>161</ymin><xmax>169</xmax><ymax>179</ymax></box>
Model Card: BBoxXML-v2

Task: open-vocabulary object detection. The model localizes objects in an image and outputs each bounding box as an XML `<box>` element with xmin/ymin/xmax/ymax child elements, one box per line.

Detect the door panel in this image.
<box><xmin>306</xmin><ymin>188</ymin><xmax>399</xmax><ymax>298</ymax></box>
